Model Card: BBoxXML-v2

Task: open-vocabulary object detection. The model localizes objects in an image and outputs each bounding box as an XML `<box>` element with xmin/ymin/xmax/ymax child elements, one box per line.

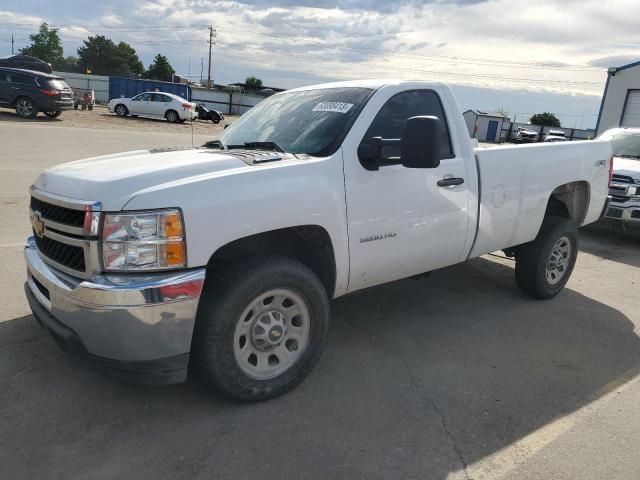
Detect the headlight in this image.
<box><xmin>101</xmin><ymin>209</ymin><xmax>186</xmax><ymax>271</ymax></box>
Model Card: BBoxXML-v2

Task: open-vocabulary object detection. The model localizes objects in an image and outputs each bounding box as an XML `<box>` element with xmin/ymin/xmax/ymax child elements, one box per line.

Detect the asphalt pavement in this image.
<box><xmin>1</xmin><ymin>119</ymin><xmax>639</xmax><ymax>480</ymax></box>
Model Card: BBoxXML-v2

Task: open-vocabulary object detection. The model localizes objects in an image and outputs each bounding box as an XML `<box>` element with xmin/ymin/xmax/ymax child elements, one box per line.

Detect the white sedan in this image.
<box><xmin>108</xmin><ymin>92</ymin><xmax>197</xmax><ymax>123</ymax></box>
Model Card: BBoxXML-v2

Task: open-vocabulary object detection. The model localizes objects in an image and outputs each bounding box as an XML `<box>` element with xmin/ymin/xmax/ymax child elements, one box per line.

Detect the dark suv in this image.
<box><xmin>0</xmin><ymin>55</ymin><xmax>53</xmax><ymax>73</ymax></box>
<box><xmin>0</xmin><ymin>68</ymin><xmax>74</xmax><ymax>119</ymax></box>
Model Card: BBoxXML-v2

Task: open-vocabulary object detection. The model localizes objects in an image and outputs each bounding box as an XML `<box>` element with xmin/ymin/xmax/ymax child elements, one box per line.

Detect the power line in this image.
<box><xmin>0</xmin><ymin>20</ymin><xmax>604</xmax><ymax>72</ymax></box>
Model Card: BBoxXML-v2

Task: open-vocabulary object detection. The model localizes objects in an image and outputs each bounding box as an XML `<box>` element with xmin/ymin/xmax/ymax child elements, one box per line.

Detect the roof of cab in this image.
<box><xmin>283</xmin><ymin>79</ymin><xmax>447</xmax><ymax>94</ymax></box>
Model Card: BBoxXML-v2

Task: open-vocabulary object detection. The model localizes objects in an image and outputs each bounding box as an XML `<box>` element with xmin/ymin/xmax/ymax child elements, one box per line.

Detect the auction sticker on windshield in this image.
<box><xmin>312</xmin><ymin>102</ymin><xmax>354</xmax><ymax>114</ymax></box>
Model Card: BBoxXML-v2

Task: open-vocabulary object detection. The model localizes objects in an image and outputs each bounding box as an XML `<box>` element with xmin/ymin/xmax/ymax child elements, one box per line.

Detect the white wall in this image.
<box><xmin>53</xmin><ymin>72</ymin><xmax>109</xmax><ymax>103</ymax></box>
<box><xmin>190</xmin><ymin>87</ymin><xmax>265</xmax><ymax>115</ymax></box>
<box><xmin>596</xmin><ymin>64</ymin><xmax>640</xmax><ymax>135</ymax></box>
<box><xmin>463</xmin><ymin>111</ymin><xmax>504</xmax><ymax>142</ymax></box>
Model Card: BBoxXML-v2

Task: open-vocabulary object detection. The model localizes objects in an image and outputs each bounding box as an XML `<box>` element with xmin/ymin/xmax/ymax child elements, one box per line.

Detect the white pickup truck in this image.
<box><xmin>25</xmin><ymin>80</ymin><xmax>612</xmax><ymax>401</ymax></box>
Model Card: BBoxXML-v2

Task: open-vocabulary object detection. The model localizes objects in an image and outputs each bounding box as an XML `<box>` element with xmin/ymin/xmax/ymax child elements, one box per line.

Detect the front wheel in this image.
<box><xmin>514</xmin><ymin>217</ymin><xmax>578</xmax><ymax>299</ymax></box>
<box><xmin>114</xmin><ymin>104</ymin><xmax>128</xmax><ymax>117</ymax></box>
<box><xmin>194</xmin><ymin>256</ymin><xmax>330</xmax><ymax>402</ymax></box>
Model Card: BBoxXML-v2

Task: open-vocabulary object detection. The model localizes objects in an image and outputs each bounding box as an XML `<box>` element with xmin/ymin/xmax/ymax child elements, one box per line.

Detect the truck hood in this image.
<box><xmin>33</xmin><ymin>148</ymin><xmax>250</xmax><ymax>210</ymax></box>
<box><xmin>613</xmin><ymin>156</ymin><xmax>640</xmax><ymax>179</ymax></box>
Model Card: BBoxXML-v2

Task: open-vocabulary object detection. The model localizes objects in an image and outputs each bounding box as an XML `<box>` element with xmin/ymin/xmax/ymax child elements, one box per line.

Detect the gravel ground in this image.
<box><xmin>1</xmin><ymin>123</ymin><xmax>639</xmax><ymax>480</ymax></box>
<box><xmin>0</xmin><ymin>103</ymin><xmax>237</xmax><ymax>137</ymax></box>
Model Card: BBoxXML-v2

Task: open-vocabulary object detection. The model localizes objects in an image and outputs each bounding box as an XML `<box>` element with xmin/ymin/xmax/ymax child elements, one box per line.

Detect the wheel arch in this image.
<box><xmin>11</xmin><ymin>95</ymin><xmax>35</xmax><ymax>108</ymax></box>
<box><xmin>205</xmin><ymin>225</ymin><xmax>337</xmax><ymax>297</ymax></box>
<box><xmin>165</xmin><ymin>108</ymin><xmax>179</xmax><ymax>120</ymax></box>
<box><xmin>545</xmin><ymin>180</ymin><xmax>590</xmax><ymax>226</ymax></box>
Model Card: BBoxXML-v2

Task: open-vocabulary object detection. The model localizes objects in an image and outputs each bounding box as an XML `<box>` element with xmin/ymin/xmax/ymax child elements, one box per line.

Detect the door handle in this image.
<box><xmin>437</xmin><ymin>177</ymin><xmax>465</xmax><ymax>187</ymax></box>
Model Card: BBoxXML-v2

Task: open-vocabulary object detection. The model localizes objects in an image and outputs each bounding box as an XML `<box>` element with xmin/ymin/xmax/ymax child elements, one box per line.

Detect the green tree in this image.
<box><xmin>530</xmin><ymin>112</ymin><xmax>561</xmax><ymax>128</ymax></box>
<box><xmin>20</xmin><ymin>23</ymin><xmax>63</xmax><ymax>67</ymax></box>
<box><xmin>77</xmin><ymin>36</ymin><xmax>143</xmax><ymax>77</ymax></box>
<box><xmin>146</xmin><ymin>54</ymin><xmax>175</xmax><ymax>82</ymax></box>
<box><xmin>56</xmin><ymin>55</ymin><xmax>81</xmax><ymax>73</ymax></box>
<box><xmin>244</xmin><ymin>76</ymin><xmax>263</xmax><ymax>90</ymax></box>
<box><xmin>117</xmin><ymin>42</ymin><xmax>144</xmax><ymax>77</ymax></box>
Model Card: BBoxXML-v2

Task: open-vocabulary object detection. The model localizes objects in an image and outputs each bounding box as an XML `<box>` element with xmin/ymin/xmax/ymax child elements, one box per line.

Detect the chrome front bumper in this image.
<box><xmin>25</xmin><ymin>237</ymin><xmax>205</xmax><ymax>384</ymax></box>
<box><xmin>605</xmin><ymin>201</ymin><xmax>640</xmax><ymax>224</ymax></box>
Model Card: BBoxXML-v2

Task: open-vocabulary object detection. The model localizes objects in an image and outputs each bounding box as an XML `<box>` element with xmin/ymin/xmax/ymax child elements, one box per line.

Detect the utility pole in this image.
<box><xmin>11</xmin><ymin>34</ymin><xmax>14</xmax><ymax>55</ymax></box>
<box><xmin>207</xmin><ymin>25</ymin><xmax>217</xmax><ymax>89</ymax></box>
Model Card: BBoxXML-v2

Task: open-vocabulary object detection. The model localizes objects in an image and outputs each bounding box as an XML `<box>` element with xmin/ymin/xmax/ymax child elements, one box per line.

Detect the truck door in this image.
<box><xmin>343</xmin><ymin>88</ymin><xmax>471</xmax><ymax>292</ymax></box>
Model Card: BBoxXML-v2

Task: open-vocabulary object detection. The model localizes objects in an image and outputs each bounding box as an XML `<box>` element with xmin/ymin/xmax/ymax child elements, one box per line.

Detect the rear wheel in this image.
<box><xmin>515</xmin><ymin>217</ymin><xmax>578</xmax><ymax>299</ymax></box>
<box><xmin>114</xmin><ymin>104</ymin><xmax>128</xmax><ymax>116</ymax></box>
<box><xmin>194</xmin><ymin>255</ymin><xmax>330</xmax><ymax>402</ymax></box>
<box><xmin>165</xmin><ymin>109</ymin><xmax>179</xmax><ymax>123</ymax></box>
<box><xmin>15</xmin><ymin>97</ymin><xmax>37</xmax><ymax>119</ymax></box>
<box><xmin>44</xmin><ymin>111</ymin><xmax>62</xmax><ymax>118</ymax></box>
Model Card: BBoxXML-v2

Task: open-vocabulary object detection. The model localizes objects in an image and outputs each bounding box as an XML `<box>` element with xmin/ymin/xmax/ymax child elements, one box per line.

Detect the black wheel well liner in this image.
<box><xmin>206</xmin><ymin>225</ymin><xmax>337</xmax><ymax>297</ymax></box>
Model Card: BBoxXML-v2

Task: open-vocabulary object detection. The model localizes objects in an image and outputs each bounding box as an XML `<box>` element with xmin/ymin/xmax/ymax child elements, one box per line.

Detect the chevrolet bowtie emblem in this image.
<box><xmin>31</xmin><ymin>212</ymin><xmax>45</xmax><ymax>238</ymax></box>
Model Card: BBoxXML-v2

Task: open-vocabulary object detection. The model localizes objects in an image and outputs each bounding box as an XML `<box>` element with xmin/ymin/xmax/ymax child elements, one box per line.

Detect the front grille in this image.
<box><xmin>30</xmin><ymin>196</ymin><xmax>85</xmax><ymax>228</ymax></box>
<box><xmin>612</xmin><ymin>174</ymin><xmax>633</xmax><ymax>184</ymax></box>
<box><xmin>34</xmin><ymin>234</ymin><xmax>86</xmax><ymax>272</ymax></box>
<box><xmin>606</xmin><ymin>207</ymin><xmax>624</xmax><ymax>219</ymax></box>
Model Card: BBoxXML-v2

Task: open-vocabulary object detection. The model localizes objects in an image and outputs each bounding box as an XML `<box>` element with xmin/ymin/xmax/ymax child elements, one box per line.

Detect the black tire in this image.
<box><xmin>514</xmin><ymin>217</ymin><xmax>578</xmax><ymax>299</ymax></box>
<box><xmin>44</xmin><ymin>111</ymin><xmax>62</xmax><ymax>118</ymax></box>
<box><xmin>165</xmin><ymin>109</ymin><xmax>179</xmax><ymax>123</ymax></box>
<box><xmin>73</xmin><ymin>103</ymin><xmax>79</xmax><ymax>110</ymax></box>
<box><xmin>194</xmin><ymin>255</ymin><xmax>330</xmax><ymax>402</ymax></box>
<box><xmin>14</xmin><ymin>97</ymin><xmax>37</xmax><ymax>119</ymax></box>
<box><xmin>88</xmin><ymin>104</ymin><xmax>93</xmax><ymax>111</ymax></box>
<box><xmin>114</xmin><ymin>104</ymin><xmax>128</xmax><ymax>116</ymax></box>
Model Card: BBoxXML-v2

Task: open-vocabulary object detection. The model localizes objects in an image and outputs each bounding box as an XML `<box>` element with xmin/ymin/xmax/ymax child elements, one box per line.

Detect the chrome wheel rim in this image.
<box><xmin>17</xmin><ymin>99</ymin><xmax>33</xmax><ymax>117</ymax></box>
<box><xmin>116</xmin><ymin>105</ymin><xmax>126</xmax><ymax>116</ymax></box>
<box><xmin>233</xmin><ymin>288</ymin><xmax>310</xmax><ymax>379</ymax></box>
<box><xmin>546</xmin><ymin>236</ymin><xmax>571</xmax><ymax>285</ymax></box>
<box><xmin>167</xmin><ymin>111</ymin><xmax>177</xmax><ymax>122</ymax></box>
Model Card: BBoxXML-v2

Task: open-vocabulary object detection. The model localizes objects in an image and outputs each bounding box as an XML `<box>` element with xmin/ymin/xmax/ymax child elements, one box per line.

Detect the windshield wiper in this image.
<box><xmin>202</xmin><ymin>139</ymin><xmax>226</xmax><ymax>150</ymax></box>
<box><xmin>227</xmin><ymin>141</ymin><xmax>285</xmax><ymax>153</ymax></box>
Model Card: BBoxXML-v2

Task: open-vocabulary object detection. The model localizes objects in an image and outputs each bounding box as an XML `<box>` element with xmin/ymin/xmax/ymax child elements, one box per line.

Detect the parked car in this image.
<box><xmin>596</xmin><ymin>128</ymin><xmax>640</xmax><ymax>232</ymax></box>
<box><xmin>0</xmin><ymin>67</ymin><xmax>73</xmax><ymax>119</ymax></box>
<box><xmin>545</xmin><ymin>129</ymin><xmax>567</xmax><ymax>142</ymax></box>
<box><xmin>25</xmin><ymin>79</ymin><xmax>612</xmax><ymax>401</ymax></box>
<box><xmin>0</xmin><ymin>55</ymin><xmax>53</xmax><ymax>73</ymax></box>
<box><xmin>108</xmin><ymin>92</ymin><xmax>197</xmax><ymax>123</ymax></box>
<box><xmin>514</xmin><ymin>127</ymin><xmax>538</xmax><ymax>143</ymax></box>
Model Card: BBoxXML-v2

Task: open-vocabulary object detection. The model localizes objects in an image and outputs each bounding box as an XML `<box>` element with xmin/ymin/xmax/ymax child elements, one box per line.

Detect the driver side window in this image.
<box><xmin>134</xmin><ymin>93</ymin><xmax>152</xmax><ymax>101</ymax></box>
<box><xmin>360</xmin><ymin>90</ymin><xmax>454</xmax><ymax>162</ymax></box>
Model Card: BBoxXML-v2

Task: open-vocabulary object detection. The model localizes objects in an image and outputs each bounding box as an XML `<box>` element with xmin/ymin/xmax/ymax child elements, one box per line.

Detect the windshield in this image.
<box><xmin>216</xmin><ymin>87</ymin><xmax>373</xmax><ymax>156</ymax></box>
<box><xmin>609</xmin><ymin>133</ymin><xmax>640</xmax><ymax>159</ymax></box>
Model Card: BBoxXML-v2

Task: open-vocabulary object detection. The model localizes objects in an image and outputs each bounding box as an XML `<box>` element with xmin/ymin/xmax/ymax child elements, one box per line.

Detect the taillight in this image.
<box><xmin>40</xmin><ymin>89</ymin><xmax>60</xmax><ymax>96</ymax></box>
<box><xmin>181</xmin><ymin>102</ymin><xmax>191</xmax><ymax>110</ymax></box>
<box><xmin>608</xmin><ymin>156</ymin><xmax>614</xmax><ymax>188</ymax></box>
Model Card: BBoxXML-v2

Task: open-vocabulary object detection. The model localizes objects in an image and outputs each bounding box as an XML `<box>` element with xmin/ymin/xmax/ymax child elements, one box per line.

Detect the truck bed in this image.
<box><xmin>469</xmin><ymin>140</ymin><xmax>612</xmax><ymax>258</ymax></box>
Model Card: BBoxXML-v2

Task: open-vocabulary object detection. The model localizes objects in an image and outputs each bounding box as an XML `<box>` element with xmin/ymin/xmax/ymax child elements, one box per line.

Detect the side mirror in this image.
<box><xmin>401</xmin><ymin>116</ymin><xmax>441</xmax><ymax>169</ymax></box>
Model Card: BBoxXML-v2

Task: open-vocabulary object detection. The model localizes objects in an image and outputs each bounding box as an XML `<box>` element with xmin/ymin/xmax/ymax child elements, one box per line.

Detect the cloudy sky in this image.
<box><xmin>1</xmin><ymin>0</ymin><xmax>639</xmax><ymax>128</ymax></box>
